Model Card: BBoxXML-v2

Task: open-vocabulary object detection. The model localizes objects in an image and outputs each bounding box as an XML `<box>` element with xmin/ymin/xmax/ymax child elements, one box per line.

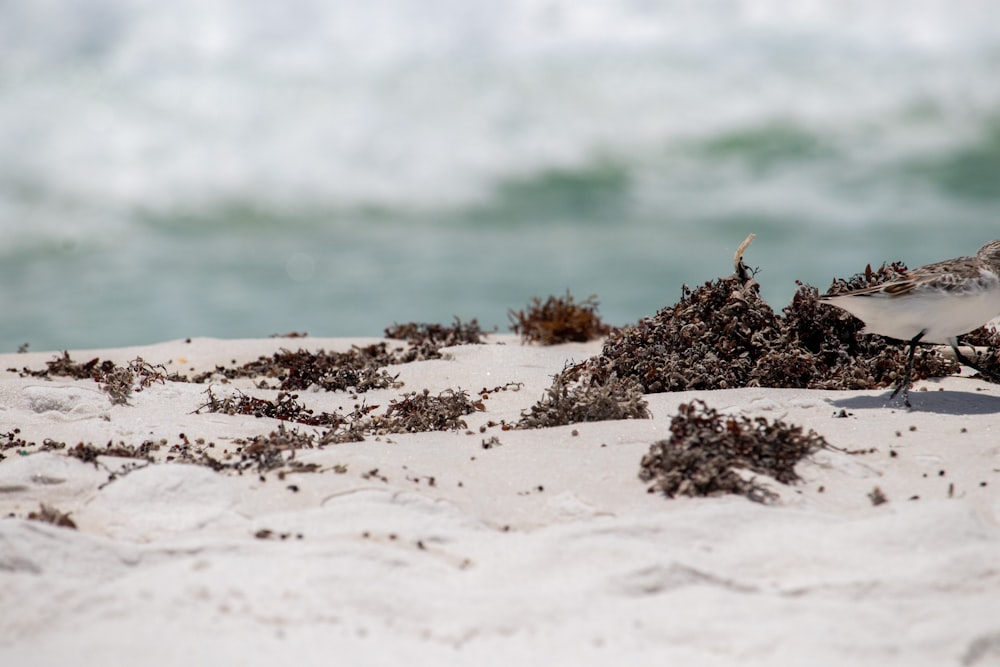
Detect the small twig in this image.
<box><xmin>733</xmin><ymin>233</ymin><xmax>758</xmax><ymax>289</ymax></box>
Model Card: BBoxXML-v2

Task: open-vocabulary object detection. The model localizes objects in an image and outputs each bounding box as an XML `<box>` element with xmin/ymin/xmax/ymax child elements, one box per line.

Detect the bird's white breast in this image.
<box><xmin>823</xmin><ymin>275</ymin><xmax>1000</xmax><ymax>343</ymax></box>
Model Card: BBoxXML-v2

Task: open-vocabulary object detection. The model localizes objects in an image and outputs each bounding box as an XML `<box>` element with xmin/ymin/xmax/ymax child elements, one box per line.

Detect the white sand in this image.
<box><xmin>1</xmin><ymin>335</ymin><xmax>999</xmax><ymax>666</ymax></box>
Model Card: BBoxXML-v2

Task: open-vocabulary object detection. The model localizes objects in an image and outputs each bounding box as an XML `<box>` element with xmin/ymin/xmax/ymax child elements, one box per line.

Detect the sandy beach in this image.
<box><xmin>1</xmin><ymin>333</ymin><xmax>999</xmax><ymax>666</ymax></box>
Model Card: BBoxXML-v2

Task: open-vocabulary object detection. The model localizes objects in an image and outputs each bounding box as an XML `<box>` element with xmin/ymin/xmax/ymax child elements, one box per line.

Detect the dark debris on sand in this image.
<box><xmin>26</xmin><ymin>503</ymin><xmax>77</xmax><ymax>530</ymax></box>
<box><xmin>639</xmin><ymin>399</ymin><xmax>828</xmax><ymax>503</ymax></box>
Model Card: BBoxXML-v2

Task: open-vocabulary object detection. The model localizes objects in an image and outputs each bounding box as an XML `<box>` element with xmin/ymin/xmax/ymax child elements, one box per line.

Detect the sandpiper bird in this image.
<box><xmin>819</xmin><ymin>239</ymin><xmax>1000</xmax><ymax>407</ymax></box>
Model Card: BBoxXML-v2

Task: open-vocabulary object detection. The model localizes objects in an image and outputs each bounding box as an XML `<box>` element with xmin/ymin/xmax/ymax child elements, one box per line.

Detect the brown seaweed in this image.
<box><xmin>509</xmin><ymin>292</ymin><xmax>611</xmax><ymax>345</ymax></box>
<box><xmin>639</xmin><ymin>399</ymin><xmax>828</xmax><ymax>503</ymax></box>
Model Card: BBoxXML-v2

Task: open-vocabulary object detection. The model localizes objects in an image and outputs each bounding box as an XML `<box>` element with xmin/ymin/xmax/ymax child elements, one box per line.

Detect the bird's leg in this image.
<box><xmin>890</xmin><ymin>331</ymin><xmax>925</xmax><ymax>407</ymax></box>
<box><xmin>950</xmin><ymin>339</ymin><xmax>1000</xmax><ymax>383</ymax></box>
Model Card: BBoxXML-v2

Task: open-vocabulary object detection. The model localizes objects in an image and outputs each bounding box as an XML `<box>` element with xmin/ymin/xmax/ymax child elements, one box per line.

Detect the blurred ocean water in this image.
<box><xmin>2</xmin><ymin>0</ymin><xmax>1000</xmax><ymax>352</ymax></box>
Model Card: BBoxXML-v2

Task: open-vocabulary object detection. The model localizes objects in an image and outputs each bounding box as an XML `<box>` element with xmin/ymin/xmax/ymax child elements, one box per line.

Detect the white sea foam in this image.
<box><xmin>1</xmin><ymin>0</ymin><xmax>998</xmax><ymax>224</ymax></box>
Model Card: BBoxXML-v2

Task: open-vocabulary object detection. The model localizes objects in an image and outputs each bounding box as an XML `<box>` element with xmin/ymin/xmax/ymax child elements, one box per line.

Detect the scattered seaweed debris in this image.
<box><xmin>368</xmin><ymin>389</ymin><xmax>479</xmax><ymax>434</ymax></box>
<box><xmin>0</xmin><ymin>431</ymin><xmax>66</xmax><ymax>460</ymax></box>
<box><xmin>191</xmin><ymin>318</ymin><xmax>482</xmax><ymax>393</ymax></box>
<box><xmin>229</xmin><ymin>424</ymin><xmax>321</xmax><ymax>474</ymax></box>
<box><xmin>12</xmin><ymin>351</ymin><xmax>111</xmax><ymax>380</ymax></box>
<box><xmin>509</xmin><ymin>291</ymin><xmax>611</xmax><ymax>345</ymax></box>
<box><xmin>518</xmin><ymin>363</ymin><xmax>649</xmax><ymax>428</ymax></box>
<box><xmin>196</xmin><ymin>384</ymin><xmax>478</xmax><ymax>441</ymax></box>
<box><xmin>11</xmin><ymin>319</ymin><xmax>485</xmax><ymax>401</ymax></box>
<box><xmin>1</xmin><ymin>429</ymin><xmax>31</xmax><ymax>460</ymax></box>
<box><xmin>190</xmin><ymin>345</ymin><xmax>401</xmax><ymax>392</ymax></box>
<box><xmin>188</xmin><ymin>320</ymin><xmax>485</xmax><ymax>390</ymax></box>
<box><xmin>145</xmin><ymin>428</ymin><xmax>324</xmax><ymax>475</ymax></box>
<box><xmin>385</xmin><ymin>318</ymin><xmax>486</xmax><ymax>361</ymax></box>
<box><xmin>195</xmin><ymin>388</ymin><xmax>350</xmax><ymax>428</ymax></box>
<box><xmin>67</xmin><ymin>440</ymin><xmax>160</xmax><ymax>464</ymax></box>
<box><xmin>26</xmin><ymin>504</ymin><xmax>77</xmax><ymax>530</ymax></box>
<box><xmin>639</xmin><ymin>400</ymin><xmax>828</xmax><ymax>503</ymax></box>
<box><xmin>11</xmin><ymin>354</ymin><xmax>168</xmax><ymax>405</ymax></box>
<box><xmin>254</xmin><ymin>529</ymin><xmax>303</xmax><ymax>540</ymax></box>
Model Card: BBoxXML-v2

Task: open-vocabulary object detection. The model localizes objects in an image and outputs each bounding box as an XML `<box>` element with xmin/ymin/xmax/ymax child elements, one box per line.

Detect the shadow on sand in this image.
<box><xmin>830</xmin><ymin>389</ymin><xmax>1000</xmax><ymax>416</ymax></box>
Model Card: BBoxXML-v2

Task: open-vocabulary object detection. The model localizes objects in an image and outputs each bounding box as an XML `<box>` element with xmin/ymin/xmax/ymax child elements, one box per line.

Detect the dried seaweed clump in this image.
<box><xmin>196</xmin><ymin>388</ymin><xmax>349</xmax><ymax>427</ymax></box>
<box><xmin>12</xmin><ymin>352</ymin><xmax>115</xmax><ymax>380</ymax></box>
<box><xmin>509</xmin><ymin>292</ymin><xmax>611</xmax><ymax>345</ymax></box>
<box><xmin>230</xmin><ymin>424</ymin><xmax>320</xmax><ymax>473</ymax></box>
<box><xmin>639</xmin><ymin>400</ymin><xmax>827</xmax><ymax>503</ymax></box>
<box><xmin>518</xmin><ymin>364</ymin><xmax>649</xmax><ymax>428</ymax></box>
<box><xmin>778</xmin><ymin>282</ymin><xmax>957</xmax><ymax>389</ymax></box>
<box><xmin>824</xmin><ymin>261</ymin><xmax>909</xmax><ymax>295</ymax></box>
<box><xmin>600</xmin><ymin>276</ymin><xmax>785</xmax><ymax>392</ymax></box>
<box><xmin>196</xmin><ymin>385</ymin><xmax>477</xmax><ymax>440</ymax></box>
<box><xmin>368</xmin><ymin>389</ymin><xmax>479</xmax><ymax>434</ymax></box>
<box><xmin>99</xmin><ymin>358</ymin><xmax>167</xmax><ymax>405</ymax></box>
<box><xmin>593</xmin><ymin>268</ymin><xmax>958</xmax><ymax>393</ymax></box>
<box><xmin>186</xmin><ymin>320</ymin><xmax>485</xmax><ymax>389</ymax></box>
<box><xmin>385</xmin><ymin>318</ymin><xmax>485</xmax><ymax>361</ymax></box>
<box><xmin>27</xmin><ymin>504</ymin><xmax>77</xmax><ymax>530</ymax></box>
<box><xmin>11</xmin><ymin>354</ymin><xmax>167</xmax><ymax>405</ymax></box>
<box><xmin>191</xmin><ymin>344</ymin><xmax>400</xmax><ymax>392</ymax></box>
<box><xmin>67</xmin><ymin>440</ymin><xmax>159</xmax><ymax>464</ymax></box>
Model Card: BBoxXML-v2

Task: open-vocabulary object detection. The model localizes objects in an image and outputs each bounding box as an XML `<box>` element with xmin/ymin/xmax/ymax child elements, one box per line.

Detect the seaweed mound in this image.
<box><xmin>639</xmin><ymin>399</ymin><xmax>827</xmax><ymax>502</ymax></box>
<box><xmin>600</xmin><ymin>276</ymin><xmax>784</xmax><ymax>392</ymax></box>
<box><xmin>590</xmin><ymin>271</ymin><xmax>958</xmax><ymax>394</ymax></box>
